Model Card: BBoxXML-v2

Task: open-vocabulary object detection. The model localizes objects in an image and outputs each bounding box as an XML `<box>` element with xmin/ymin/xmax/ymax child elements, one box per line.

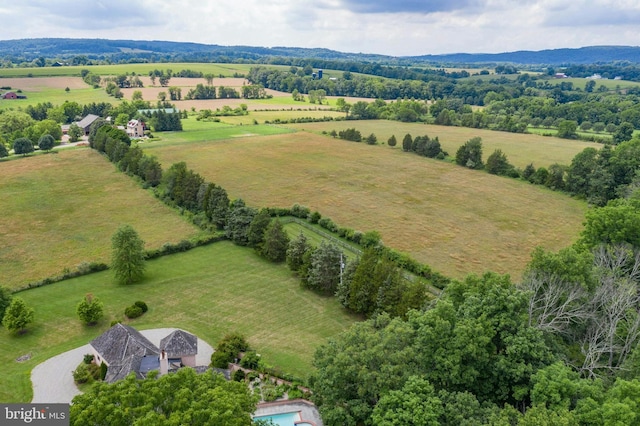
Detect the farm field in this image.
<box><xmin>144</xmin><ymin>128</ymin><xmax>588</xmax><ymax>279</ymax></box>
<box><xmin>0</xmin><ymin>242</ymin><xmax>358</xmax><ymax>402</ymax></box>
<box><xmin>0</xmin><ymin>149</ymin><xmax>202</xmax><ymax>290</ymax></box>
<box><xmin>0</xmin><ymin>63</ymin><xmax>265</xmax><ymax>78</ymax></box>
<box><xmin>0</xmin><ymin>76</ymin><xmax>113</xmax><ymax>106</ymax></box>
<box><xmin>288</xmin><ymin>120</ymin><xmax>597</xmax><ymax>169</ymax></box>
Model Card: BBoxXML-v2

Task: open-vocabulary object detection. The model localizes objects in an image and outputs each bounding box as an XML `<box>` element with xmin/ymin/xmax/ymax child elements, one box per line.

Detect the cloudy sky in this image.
<box><xmin>1</xmin><ymin>0</ymin><xmax>639</xmax><ymax>56</ymax></box>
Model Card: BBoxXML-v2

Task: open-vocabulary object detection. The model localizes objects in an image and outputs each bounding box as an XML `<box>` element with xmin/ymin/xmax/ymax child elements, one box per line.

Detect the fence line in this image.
<box><xmin>282</xmin><ymin>217</ymin><xmax>362</xmax><ymax>256</ymax></box>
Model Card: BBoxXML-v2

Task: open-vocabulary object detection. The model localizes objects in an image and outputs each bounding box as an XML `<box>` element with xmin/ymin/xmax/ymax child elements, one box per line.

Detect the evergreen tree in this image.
<box><xmin>247</xmin><ymin>209</ymin><xmax>272</xmax><ymax>250</ymax></box>
<box><xmin>402</xmin><ymin>133</ymin><xmax>413</xmax><ymax>151</ymax></box>
<box><xmin>307</xmin><ymin>242</ymin><xmax>343</xmax><ymax>295</ymax></box>
<box><xmin>261</xmin><ymin>219</ymin><xmax>290</xmax><ymax>262</ymax></box>
<box><xmin>287</xmin><ymin>232</ymin><xmax>312</xmax><ymax>272</ymax></box>
<box><xmin>111</xmin><ymin>225</ymin><xmax>145</xmax><ymax>285</ymax></box>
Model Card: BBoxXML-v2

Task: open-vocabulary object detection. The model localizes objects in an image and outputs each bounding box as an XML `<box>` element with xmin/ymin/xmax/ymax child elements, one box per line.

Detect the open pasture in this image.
<box><xmin>0</xmin><ymin>242</ymin><xmax>358</xmax><ymax>402</ymax></box>
<box><xmin>288</xmin><ymin>120</ymin><xmax>597</xmax><ymax>169</ymax></box>
<box><xmin>0</xmin><ymin>149</ymin><xmax>201</xmax><ymax>290</ymax></box>
<box><xmin>0</xmin><ymin>76</ymin><xmax>112</xmax><ymax>107</ymax></box>
<box><xmin>144</xmin><ymin>129</ymin><xmax>587</xmax><ymax>279</ymax></box>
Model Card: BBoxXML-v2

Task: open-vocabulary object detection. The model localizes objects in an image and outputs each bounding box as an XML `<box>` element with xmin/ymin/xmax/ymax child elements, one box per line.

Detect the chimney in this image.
<box><xmin>160</xmin><ymin>349</ymin><xmax>168</xmax><ymax>375</ymax></box>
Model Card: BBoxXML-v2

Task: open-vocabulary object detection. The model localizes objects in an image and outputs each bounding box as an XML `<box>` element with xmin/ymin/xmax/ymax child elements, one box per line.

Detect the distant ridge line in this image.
<box><xmin>0</xmin><ymin>38</ymin><xmax>639</xmax><ymax>65</ymax></box>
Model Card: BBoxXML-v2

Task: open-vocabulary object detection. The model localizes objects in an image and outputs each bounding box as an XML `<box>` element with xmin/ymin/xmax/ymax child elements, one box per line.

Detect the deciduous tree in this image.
<box><xmin>3</xmin><ymin>297</ymin><xmax>34</xmax><ymax>334</ymax></box>
<box><xmin>70</xmin><ymin>368</ymin><xmax>256</xmax><ymax>426</ymax></box>
<box><xmin>13</xmin><ymin>137</ymin><xmax>34</xmax><ymax>156</ymax></box>
<box><xmin>0</xmin><ymin>286</ymin><xmax>12</xmax><ymax>325</ymax></box>
<box><xmin>37</xmin><ymin>134</ymin><xmax>55</xmax><ymax>152</ymax></box>
<box><xmin>76</xmin><ymin>293</ymin><xmax>104</xmax><ymax>325</ymax></box>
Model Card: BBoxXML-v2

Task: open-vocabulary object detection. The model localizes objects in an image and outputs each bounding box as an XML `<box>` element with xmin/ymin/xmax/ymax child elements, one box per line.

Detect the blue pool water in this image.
<box><xmin>253</xmin><ymin>411</ymin><xmax>300</xmax><ymax>426</ymax></box>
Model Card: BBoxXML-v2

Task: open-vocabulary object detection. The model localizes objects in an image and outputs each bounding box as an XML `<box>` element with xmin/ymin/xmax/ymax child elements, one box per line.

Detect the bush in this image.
<box><xmin>99</xmin><ymin>362</ymin><xmax>107</xmax><ymax>381</ymax></box>
<box><xmin>124</xmin><ymin>305</ymin><xmax>143</xmax><ymax>319</ymax></box>
<box><xmin>134</xmin><ymin>301</ymin><xmax>148</xmax><ymax>313</ymax></box>
<box><xmin>240</xmin><ymin>351</ymin><xmax>261</xmax><ymax>370</ymax></box>
<box><xmin>287</xmin><ymin>387</ymin><xmax>304</xmax><ymax>399</ymax></box>
<box><xmin>233</xmin><ymin>369</ymin><xmax>246</xmax><ymax>382</ymax></box>
<box><xmin>308</xmin><ymin>211</ymin><xmax>321</xmax><ymax>224</ymax></box>
<box><xmin>83</xmin><ymin>354</ymin><xmax>95</xmax><ymax>365</ymax></box>
<box><xmin>73</xmin><ymin>363</ymin><xmax>93</xmax><ymax>384</ymax></box>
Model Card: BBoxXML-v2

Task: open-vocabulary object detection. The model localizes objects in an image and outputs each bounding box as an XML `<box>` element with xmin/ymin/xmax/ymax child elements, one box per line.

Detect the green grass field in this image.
<box><xmin>0</xmin><ymin>242</ymin><xmax>358</xmax><ymax>402</ymax></box>
<box><xmin>287</xmin><ymin>120</ymin><xmax>597</xmax><ymax>169</ymax></box>
<box><xmin>144</xmin><ymin>127</ymin><xmax>587</xmax><ymax>279</ymax></box>
<box><xmin>146</xmin><ymin>118</ymin><xmax>296</xmax><ymax>147</ymax></box>
<box><xmin>0</xmin><ymin>149</ymin><xmax>202</xmax><ymax>290</ymax></box>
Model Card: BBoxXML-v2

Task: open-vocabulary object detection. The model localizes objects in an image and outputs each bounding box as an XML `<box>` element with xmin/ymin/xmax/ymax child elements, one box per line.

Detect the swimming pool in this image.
<box><xmin>253</xmin><ymin>411</ymin><xmax>301</xmax><ymax>426</ymax></box>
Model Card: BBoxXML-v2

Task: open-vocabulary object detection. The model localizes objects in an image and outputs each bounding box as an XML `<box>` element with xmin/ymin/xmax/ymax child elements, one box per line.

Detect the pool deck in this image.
<box><xmin>254</xmin><ymin>399</ymin><xmax>323</xmax><ymax>426</ymax></box>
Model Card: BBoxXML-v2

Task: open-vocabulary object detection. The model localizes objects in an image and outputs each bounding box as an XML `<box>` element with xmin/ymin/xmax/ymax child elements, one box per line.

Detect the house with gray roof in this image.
<box><xmin>160</xmin><ymin>329</ymin><xmax>198</xmax><ymax>370</ymax></box>
<box><xmin>89</xmin><ymin>325</ymin><xmax>209</xmax><ymax>383</ymax></box>
<box><xmin>90</xmin><ymin>323</ymin><xmax>161</xmax><ymax>383</ymax></box>
<box><xmin>75</xmin><ymin>114</ymin><xmax>100</xmax><ymax>135</ymax></box>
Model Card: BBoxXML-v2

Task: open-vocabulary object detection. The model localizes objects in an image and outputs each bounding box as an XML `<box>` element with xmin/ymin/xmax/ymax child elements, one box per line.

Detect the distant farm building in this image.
<box><xmin>2</xmin><ymin>91</ymin><xmax>26</xmax><ymax>99</ymax></box>
<box><xmin>126</xmin><ymin>120</ymin><xmax>145</xmax><ymax>138</ymax></box>
<box><xmin>76</xmin><ymin>114</ymin><xmax>100</xmax><ymax>135</ymax></box>
<box><xmin>554</xmin><ymin>73</ymin><xmax>568</xmax><ymax>79</ymax></box>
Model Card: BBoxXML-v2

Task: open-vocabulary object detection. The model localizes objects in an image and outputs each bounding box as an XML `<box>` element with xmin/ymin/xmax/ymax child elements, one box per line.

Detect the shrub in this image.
<box><xmin>99</xmin><ymin>362</ymin><xmax>107</xmax><ymax>381</ymax></box>
<box><xmin>124</xmin><ymin>305</ymin><xmax>143</xmax><ymax>319</ymax></box>
<box><xmin>73</xmin><ymin>364</ymin><xmax>92</xmax><ymax>384</ymax></box>
<box><xmin>308</xmin><ymin>211</ymin><xmax>321</xmax><ymax>224</ymax></box>
<box><xmin>240</xmin><ymin>351</ymin><xmax>261</xmax><ymax>370</ymax></box>
<box><xmin>83</xmin><ymin>354</ymin><xmax>95</xmax><ymax>365</ymax></box>
<box><xmin>134</xmin><ymin>301</ymin><xmax>148</xmax><ymax>313</ymax></box>
<box><xmin>233</xmin><ymin>369</ymin><xmax>246</xmax><ymax>382</ymax></box>
<box><xmin>110</xmin><ymin>320</ymin><xmax>121</xmax><ymax>327</ymax></box>
<box><xmin>291</xmin><ymin>204</ymin><xmax>310</xmax><ymax>219</ymax></box>
<box><xmin>288</xmin><ymin>387</ymin><xmax>304</xmax><ymax>399</ymax></box>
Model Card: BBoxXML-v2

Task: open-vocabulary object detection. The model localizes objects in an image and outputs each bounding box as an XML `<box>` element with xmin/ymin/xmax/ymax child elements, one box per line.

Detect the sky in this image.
<box><xmin>0</xmin><ymin>0</ymin><xmax>639</xmax><ymax>56</ymax></box>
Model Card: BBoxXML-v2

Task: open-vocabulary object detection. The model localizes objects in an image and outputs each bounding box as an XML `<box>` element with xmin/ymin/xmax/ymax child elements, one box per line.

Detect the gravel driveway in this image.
<box><xmin>31</xmin><ymin>328</ymin><xmax>214</xmax><ymax>403</ymax></box>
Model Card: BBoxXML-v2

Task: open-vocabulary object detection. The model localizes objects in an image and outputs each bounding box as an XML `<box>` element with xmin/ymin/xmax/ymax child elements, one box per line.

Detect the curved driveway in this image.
<box><xmin>31</xmin><ymin>328</ymin><xmax>214</xmax><ymax>403</ymax></box>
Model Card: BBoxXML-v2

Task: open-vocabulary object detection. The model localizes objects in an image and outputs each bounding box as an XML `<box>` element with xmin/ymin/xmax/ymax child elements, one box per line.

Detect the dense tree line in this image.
<box><xmin>312</xmin><ymin>248</ymin><xmax>640</xmax><ymax>424</ymax></box>
<box><xmin>71</xmin><ymin>368</ymin><xmax>257</xmax><ymax>425</ymax></box>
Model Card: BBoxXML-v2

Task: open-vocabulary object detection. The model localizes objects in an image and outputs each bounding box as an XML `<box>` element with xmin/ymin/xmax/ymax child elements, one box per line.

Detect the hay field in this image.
<box><xmin>0</xmin><ymin>149</ymin><xmax>201</xmax><ymax>290</ymax></box>
<box><xmin>288</xmin><ymin>120</ymin><xmax>596</xmax><ymax>169</ymax></box>
<box><xmin>144</xmin><ymin>131</ymin><xmax>587</xmax><ymax>280</ymax></box>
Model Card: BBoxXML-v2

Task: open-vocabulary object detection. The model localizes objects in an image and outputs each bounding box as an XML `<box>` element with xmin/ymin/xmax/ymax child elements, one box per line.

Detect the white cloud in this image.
<box><xmin>0</xmin><ymin>0</ymin><xmax>638</xmax><ymax>55</ymax></box>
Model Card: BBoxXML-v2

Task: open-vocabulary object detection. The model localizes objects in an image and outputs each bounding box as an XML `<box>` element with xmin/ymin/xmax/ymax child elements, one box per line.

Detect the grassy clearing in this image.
<box><xmin>0</xmin><ymin>149</ymin><xmax>201</xmax><ymax>290</ymax></box>
<box><xmin>221</xmin><ymin>109</ymin><xmax>345</xmax><ymax>125</ymax></box>
<box><xmin>282</xmin><ymin>221</ymin><xmax>362</xmax><ymax>261</ymax></box>
<box><xmin>287</xmin><ymin>120</ymin><xmax>597</xmax><ymax>169</ymax></box>
<box><xmin>146</xmin><ymin>117</ymin><xmax>296</xmax><ymax>147</ymax></box>
<box><xmin>143</xmin><ymin>129</ymin><xmax>587</xmax><ymax>280</ymax></box>
<box><xmin>0</xmin><ymin>242</ymin><xmax>358</xmax><ymax>402</ymax></box>
<box><xmin>552</xmin><ymin>78</ymin><xmax>640</xmax><ymax>89</ymax></box>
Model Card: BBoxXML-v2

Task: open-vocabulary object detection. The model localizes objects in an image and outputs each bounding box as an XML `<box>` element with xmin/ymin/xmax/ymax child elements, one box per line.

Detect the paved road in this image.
<box><xmin>31</xmin><ymin>328</ymin><xmax>213</xmax><ymax>403</ymax></box>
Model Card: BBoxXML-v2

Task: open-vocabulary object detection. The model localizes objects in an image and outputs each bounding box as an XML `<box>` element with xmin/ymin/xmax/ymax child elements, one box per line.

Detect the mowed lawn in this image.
<box><xmin>0</xmin><ymin>242</ymin><xmax>358</xmax><ymax>402</ymax></box>
<box><xmin>144</xmin><ymin>130</ymin><xmax>588</xmax><ymax>279</ymax></box>
<box><xmin>0</xmin><ymin>149</ymin><xmax>201</xmax><ymax>290</ymax></box>
<box><xmin>288</xmin><ymin>120</ymin><xmax>598</xmax><ymax>169</ymax></box>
